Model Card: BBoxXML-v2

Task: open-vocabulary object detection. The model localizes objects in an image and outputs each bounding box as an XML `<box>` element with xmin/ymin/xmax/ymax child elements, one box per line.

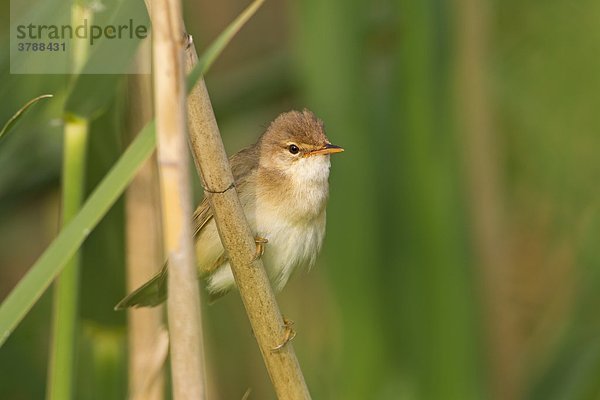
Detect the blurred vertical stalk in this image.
<box><xmin>46</xmin><ymin>2</ymin><xmax>91</xmax><ymax>399</ymax></box>
<box><xmin>390</xmin><ymin>1</ymin><xmax>482</xmax><ymax>398</ymax></box>
<box><xmin>47</xmin><ymin>115</ymin><xmax>88</xmax><ymax>400</ymax></box>
<box><xmin>69</xmin><ymin>2</ymin><xmax>91</xmax><ymax>74</ymax></box>
<box><xmin>78</xmin><ymin>324</ymin><xmax>128</xmax><ymax>398</ymax></box>
<box><xmin>453</xmin><ymin>1</ymin><xmax>520</xmax><ymax>399</ymax></box>
<box><xmin>125</xmin><ymin>44</ymin><xmax>166</xmax><ymax>400</ymax></box>
<box><xmin>151</xmin><ymin>0</ymin><xmax>207</xmax><ymax>398</ymax></box>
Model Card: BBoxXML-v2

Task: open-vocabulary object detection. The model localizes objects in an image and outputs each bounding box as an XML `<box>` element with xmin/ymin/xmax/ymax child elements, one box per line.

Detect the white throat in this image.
<box><xmin>283</xmin><ymin>154</ymin><xmax>330</xmax><ymax>221</ymax></box>
<box><xmin>291</xmin><ymin>154</ymin><xmax>331</xmax><ymax>187</ymax></box>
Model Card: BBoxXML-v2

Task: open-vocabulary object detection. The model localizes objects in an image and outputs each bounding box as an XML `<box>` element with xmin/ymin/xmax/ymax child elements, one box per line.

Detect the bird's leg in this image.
<box><xmin>254</xmin><ymin>236</ymin><xmax>268</xmax><ymax>259</ymax></box>
<box><xmin>271</xmin><ymin>316</ymin><xmax>296</xmax><ymax>351</ymax></box>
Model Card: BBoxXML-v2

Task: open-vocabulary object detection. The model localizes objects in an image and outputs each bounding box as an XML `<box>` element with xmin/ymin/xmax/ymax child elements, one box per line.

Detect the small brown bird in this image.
<box><xmin>116</xmin><ymin>109</ymin><xmax>343</xmax><ymax>309</ymax></box>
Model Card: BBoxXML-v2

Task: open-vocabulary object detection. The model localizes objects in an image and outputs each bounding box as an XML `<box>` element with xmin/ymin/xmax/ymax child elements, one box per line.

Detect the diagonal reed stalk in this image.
<box><xmin>151</xmin><ymin>0</ymin><xmax>207</xmax><ymax>397</ymax></box>
<box><xmin>183</xmin><ymin>1</ymin><xmax>310</xmax><ymax>398</ymax></box>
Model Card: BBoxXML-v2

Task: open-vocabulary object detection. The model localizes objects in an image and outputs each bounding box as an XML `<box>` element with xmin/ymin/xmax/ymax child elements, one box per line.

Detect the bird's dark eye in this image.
<box><xmin>288</xmin><ymin>144</ymin><xmax>299</xmax><ymax>154</ymax></box>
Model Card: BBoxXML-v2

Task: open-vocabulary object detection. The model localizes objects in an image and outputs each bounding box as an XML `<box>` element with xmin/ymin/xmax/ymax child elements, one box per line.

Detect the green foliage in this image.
<box><xmin>77</xmin><ymin>323</ymin><xmax>127</xmax><ymax>400</ymax></box>
<box><xmin>47</xmin><ymin>115</ymin><xmax>89</xmax><ymax>400</ymax></box>
<box><xmin>294</xmin><ymin>1</ymin><xmax>482</xmax><ymax>398</ymax></box>
<box><xmin>64</xmin><ymin>0</ymin><xmax>150</xmax><ymax>119</ymax></box>
<box><xmin>0</xmin><ymin>94</ymin><xmax>53</xmax><ymax>143</ymax></box>
<box><xmin>0</xmin><ymin>0</ymin><xmax>261</xmax><ymax>350</ymax></box>
<box><xmin>0</xmin><ymin>120</ymin><xmax>156</xmax><ymax>348</ymax></box>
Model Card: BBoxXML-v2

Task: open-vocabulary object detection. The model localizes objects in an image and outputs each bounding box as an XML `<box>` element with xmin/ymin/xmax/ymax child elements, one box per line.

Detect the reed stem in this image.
<box><xmin>183</xmin><ymin>2</ymin><xmax>311</xmax><ymax>396</ymax></box>
<box><xmin>46</xmin><ymin>3</ymin><xmax>92</xmax><ymax>397</ymax></box>
<box><xmin>151</xmin><ymin>0</ymin><xmax>207</xmax><ymax>398</ymax></box>
<box><xmin>46</xmin><ymin>115</ymin><xmax>88</xmax><ymax>400</ymax></box>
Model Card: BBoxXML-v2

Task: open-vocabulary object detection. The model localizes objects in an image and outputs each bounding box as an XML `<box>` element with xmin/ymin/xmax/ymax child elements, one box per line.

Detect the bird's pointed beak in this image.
<box><xmin>306</xmin><ymin>143</ymin><xmax>344</xmax><ymax>157</ymax></box>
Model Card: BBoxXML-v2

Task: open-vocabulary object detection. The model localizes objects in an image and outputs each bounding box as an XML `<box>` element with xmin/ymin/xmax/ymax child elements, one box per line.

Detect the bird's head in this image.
<box><xmin>258</xmin><ymin>109</ymin><xmax>343</xmax><ymax>184</ymax></box>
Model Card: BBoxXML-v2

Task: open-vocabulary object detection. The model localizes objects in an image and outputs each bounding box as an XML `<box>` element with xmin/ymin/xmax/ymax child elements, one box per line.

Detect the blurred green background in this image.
<box><xmin>2</xmin><ymin>0</ymin><xmax>600</xmax><ymax>399</ymax></box>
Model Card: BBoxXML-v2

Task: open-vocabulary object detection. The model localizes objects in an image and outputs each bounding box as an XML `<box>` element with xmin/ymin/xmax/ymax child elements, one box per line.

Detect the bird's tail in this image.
<box><xmin>114</xmin><ymin>264</ymin><xmax>168</xmax><ymax>310</ymax></box>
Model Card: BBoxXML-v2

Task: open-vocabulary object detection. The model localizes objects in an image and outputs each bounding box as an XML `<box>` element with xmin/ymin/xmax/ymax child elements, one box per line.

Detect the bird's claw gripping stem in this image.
<box><xmin>271</xmin><ymin>317</ymin><xmax>296</xmax><ymax>351</ymax></box>
<box><xmin>254</xmin><ymin>236</ymin><xmax>268</xmax><ymax>259</ymax></box>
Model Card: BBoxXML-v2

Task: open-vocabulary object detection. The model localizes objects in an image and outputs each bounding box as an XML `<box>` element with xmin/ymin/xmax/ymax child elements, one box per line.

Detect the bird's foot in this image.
<box><xmin>271</xmin><ymin>317</ymin><xmax>296</xmax><ymax>352</ymax></box>
<box><xmin>254</xmin><ymin>236</ymin><xmax>268</xmax><ymax>259</ymax></box>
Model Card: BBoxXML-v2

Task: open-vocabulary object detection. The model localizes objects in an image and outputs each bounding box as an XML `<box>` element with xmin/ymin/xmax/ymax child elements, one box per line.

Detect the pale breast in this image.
<box><xmin>252</xmin><ymin>156</ymin><xmax>331</xmax><ymax>288</ymax></box>
<box><xmin>254</xmin><ymin>204</ymin><xmax>326</xmax><ymax>290</ymax></box>
<box><xmin>204</xmin><ymin>157</ymin><xmax>331</xmax><ymax>294</ymax></box>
